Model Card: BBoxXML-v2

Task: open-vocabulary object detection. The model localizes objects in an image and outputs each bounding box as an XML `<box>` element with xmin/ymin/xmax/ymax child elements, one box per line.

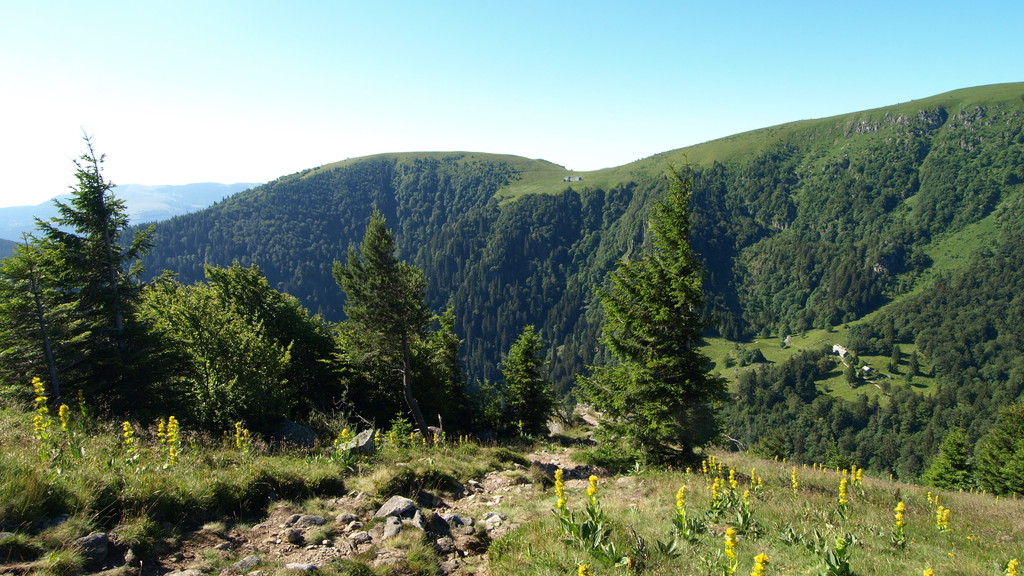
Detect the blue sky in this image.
<box><xmin>1</xmin><ymin>0</ymin><xmax>1021</xmax><ymax>208</ymax></box>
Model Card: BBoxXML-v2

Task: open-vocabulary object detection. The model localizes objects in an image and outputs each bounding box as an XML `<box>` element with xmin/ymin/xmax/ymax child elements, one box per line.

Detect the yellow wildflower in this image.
<box><xmin>894</xmin><ymin>501</ymin><xmax>906</xmax><ymax>528</ymax></box>
<box><xmin>750</xmin><ymin>553</ymin><xmax>769</xmax><ymax>576</ymax></box>
<box><xmin>725</xmin><ymin>526</ymin><xmax>737</xmax><ymax>560</ymax></box>
<box><xmin>587</xmin><ymin>475</ymin><xmax>599</xmax><ymax>506</ymax></box>
<box><xmin>1006</xmin><ymin>558</ymin><xmax>1020</xmax><ymax>576</ymax></box>
<box><xmin>58</xmin><ymin>404</ymin><xmax>70</xmax><ymax>432</ymax></box>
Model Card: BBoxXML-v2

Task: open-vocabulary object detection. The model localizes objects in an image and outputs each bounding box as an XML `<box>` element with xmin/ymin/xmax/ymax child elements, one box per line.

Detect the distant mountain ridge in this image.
<box><xmin>136</xmin><ymin>83</ymin><xmax>1024</xmax><ymax>395</ymax></box>
<box><xmin>0</xmin><ymin>182</ymin><xmax>259</xmax><ymax>242</ymax></box>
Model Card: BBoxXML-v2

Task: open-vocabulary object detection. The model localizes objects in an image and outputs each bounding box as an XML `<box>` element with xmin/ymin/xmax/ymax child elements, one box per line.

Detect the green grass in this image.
<box><xmin>488</xmin><ymin>450</ymin><xmax>1024</xmax><ymax>576</ymax></box>
<box><xmin>2</xmin><ymin>406</ymin><xmax>1021</xmax><ymax>575</ymax></box>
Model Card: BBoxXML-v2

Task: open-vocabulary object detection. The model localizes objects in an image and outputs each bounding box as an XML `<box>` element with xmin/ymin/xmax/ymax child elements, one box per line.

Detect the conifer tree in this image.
<box><xmin>8</xmin><ymin>136</ymin><xmax>155</xmax><ymax>405</ymax></box>
<box><xmin>333</xmin><ymin>209</ymin><xmax>431</xmax><ymax>437</ymax></box>
<box><xmin>502</xmin><ymin>325</ymin><xmax>555</xmax><ymax>437</ymax></box>
<box><xmin>920</xmin><ymin>427</ymin><xmax>974</xmax><ymax>490</ymax></box>
<box><xmin>0</xmin><ymin>239</ymin><xmax>84</xmax><ymax>398</ymax></box>
<box><xmin>974</xmin><ymin>402</ymin><xmax>1024</xmax><ymax>495</ymax></box>
<box><xmin>577</xmin><ymin>168</ymin><xmax>728</xmax><ymax>463</ymax></box>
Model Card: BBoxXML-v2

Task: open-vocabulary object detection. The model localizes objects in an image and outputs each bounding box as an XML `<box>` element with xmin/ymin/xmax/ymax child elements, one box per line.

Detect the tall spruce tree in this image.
<box><xmin>502</xmin><ymin>325</ymin><xmax>555</xmax><ymax>437</ymax></box>
<box><xmin>920</xmin><ymin>427</ymin><xmax>974</xmax><ymax>490</ymax></box>
<box><xmin>578</xmin><ymin>168</ymin><xmax>728</xmax><ymax>463</ymax></box>
<box><xmin>333</xmin><ymin>210</ymin><xmax>432</xmax><ymax>437</ymax></box>
<box><xmin>7</xmin><ymin>137</ymin><xmax>154</xmax><ymax>406</ymax></box>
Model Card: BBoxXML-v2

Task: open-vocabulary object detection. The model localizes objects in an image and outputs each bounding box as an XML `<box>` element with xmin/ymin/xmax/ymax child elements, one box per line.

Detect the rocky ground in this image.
<box><xmin>87</xmin><ymin>449</ymin><xmax>605</xmax><ymax>576</ymax></box>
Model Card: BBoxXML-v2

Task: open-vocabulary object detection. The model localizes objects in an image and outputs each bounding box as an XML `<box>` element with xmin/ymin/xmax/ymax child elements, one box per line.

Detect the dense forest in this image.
<box><xmin>5</xmin><ymin>83</ymin><xmax>1024</xmax><ymax>488</ymax></box>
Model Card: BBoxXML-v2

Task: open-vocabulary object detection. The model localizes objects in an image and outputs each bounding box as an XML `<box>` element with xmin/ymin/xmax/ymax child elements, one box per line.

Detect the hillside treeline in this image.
<box><xmin>4</xmin><ymin>85</ymin><xmax>1024</xmax><ymax>487</ymax></box>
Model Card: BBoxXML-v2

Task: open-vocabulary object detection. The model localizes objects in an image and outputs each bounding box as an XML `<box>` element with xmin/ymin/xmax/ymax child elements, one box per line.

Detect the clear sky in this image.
<box><xmin>1</xmin><ymin>0</ymin><xmax>1021</xmax><ymax>208</ymax></box>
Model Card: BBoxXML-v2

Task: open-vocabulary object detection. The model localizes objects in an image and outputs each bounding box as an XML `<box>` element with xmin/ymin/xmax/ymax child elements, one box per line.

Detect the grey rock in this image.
<box><xmin>483</xmin><ymin>511</ymin><xmax>505</xmax><ymax>530</ymax></box>
<box><xmin>440</xmin><ymin>559</ymin><xmax>460</xmax><ymax>575</ymax></box>
<box><xmin>232</xmin><ymin>555</ymin><xmax>261</xmax><ymax>572</ymax></box>
<box><xmin>373</xmin><ymin>495</ymin><xmax>417</xmax><ymax>519</ymax></box>
<box><xmin>337</xmin><ymin>429</ymin><xmax>376</xmax><ymax>457</ymax></box>
<box><xmin>213</xmin><ymin>541</ymin><xmax>233</xmax><ymax>551</ymax></box>
<box><xmin>294</xmin><ymin>514</ymin><xmax>327</xmax><ymax>527</ymax></box>
<box><xmin>344</xmin><ymin>520</ymin><xmax>364</xmax><ymax>532</ymax></box>
<box><xmin>44</xmin><ymin>514</ymin><xmax>71</xmax><ymax>528</ymax></box>
<box><xmin>285</xmin><ymin>563</ymin><xmax>318</xmax><ymax>572</ymax></box>
<box><xmin>382</xmin><ymin>516</ymin><xmax>402</xmax><ymax>540</ymax></box>
<box><xmin>72</xmin><ymin>532</ymin><xmax>108</xmax><ymax>567</ymax></box>
<box><xmin>441</xmin><ymin>513</ymin><xmax>475</xmax><ymax>535</ymax></box>
<box><xmin>284</xmin><ymin>527</ymin><xmax>305</xmax><ymax>545</ymax></box>
<box><xmin>434</xmin><ymin>536</ymin><xmax>456</xmax><ymax>554</ymax></box>
<box><xmin>350</xmin><ymin>531</ymin><xmax>372</xmax><ymax>544</ymax></box>
<box><xmin>404</xmin><ymin>509</ymin><xmax>426</xmax><ymax>531</ymax></box>
<box><xmin>336</xmin><ymin>513</ymin><xmax>358</xmax><ymax>524</ymax></box>
<box><xmin>166</xmin><ymin>570</ymin><xmax>203</xmax><ymax>576</ymax></box>
<box><xmin>284</xmin><ymin>514</ymin><xmax>302</xmax><ymax>526</ymax></box>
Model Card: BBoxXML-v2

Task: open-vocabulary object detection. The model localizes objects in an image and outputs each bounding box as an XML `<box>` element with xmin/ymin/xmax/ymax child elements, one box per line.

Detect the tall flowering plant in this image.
<box><xmin>551</xmin><ymin>469</ymin><xmax>628</xmax><ymax>567</ymax></box>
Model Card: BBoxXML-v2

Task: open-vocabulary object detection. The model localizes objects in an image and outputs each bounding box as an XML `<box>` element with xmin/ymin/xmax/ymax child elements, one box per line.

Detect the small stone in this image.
<box><xmin>213</xmin><ymin>541</ymin><xmax>233</xmax><ymax>551</ymax></box>
<box><xmin>336</xmin><ymin>513</ymin><xmax>358</xmax><ymax>524</ymax></box>
<box><xmin>72</xmin><ymin>532</ymin><xmax>109</xmax><ymax>567</ymax></box>
<box><xmin>285</xmin><ymin>562</ymin><xmax>317</xmax><ymax>571</ymax></box>
<box><xmin>434</xmin><ymin>536</ymin><xmax>456</xmax><ymax>554</ymax></box>
<box><xmin>284</xmin><ymin>514</ymin><xmax>302</xmax><ymax>526</ymax></box>
<box><xmin>294</xmin><ymin>515</ymin><xmax>327</xmax><ymax>527</ymax></box>
<box><xmin>350</xmin><ymin>531</ymin><xmax>372</xmax><ymax>544</ymax></box>
<box><xmin>382</xmin><ymin>517</ymin><xmax>402</xmax><ymax>540</ymax></box>
<box><xmin>345</xmin><ymin>521</ymin><xmax>364</xmax><ymax>532</ymax></box>
<box><xmin>284</xmin><ymin>528</ymin><xmax>305</xmax><ymax>545</ymax></box>
<box><xmin>166</xmin><ymin>570</ymin><xmax>203</xmax><ymax>576</ymax></box>
<box><xmin>232</xmin><ymin>555</ymin><xmax>261</xmax><ymax>572</ymax></box>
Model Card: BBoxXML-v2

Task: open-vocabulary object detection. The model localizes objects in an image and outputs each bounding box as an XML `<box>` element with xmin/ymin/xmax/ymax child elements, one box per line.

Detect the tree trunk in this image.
<box><xmin>400</xmin><ymin>335</ymin><xmax>429</xmax><ymax>440</ymax></box>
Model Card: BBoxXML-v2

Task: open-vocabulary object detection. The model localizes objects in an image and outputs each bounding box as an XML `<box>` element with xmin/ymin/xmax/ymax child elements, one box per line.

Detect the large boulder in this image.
<box><xmin>373</xmin><ymin>495</ymin><xmax>418</xmax><ymax>519</ymax></box>
<box><xmin>338</xmin><ymin>429</ymin><xmax>376</xmax><ymax>457</ymax></box>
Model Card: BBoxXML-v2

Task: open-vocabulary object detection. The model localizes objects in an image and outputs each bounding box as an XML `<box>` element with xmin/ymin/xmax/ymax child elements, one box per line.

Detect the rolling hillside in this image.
<box><xmin>136</xmin><ymin>83</ymin><xmax>1024</xmax><ymax>477</ymax></box>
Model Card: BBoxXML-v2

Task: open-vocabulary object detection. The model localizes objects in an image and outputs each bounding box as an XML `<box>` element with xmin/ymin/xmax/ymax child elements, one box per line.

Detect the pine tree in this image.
<box><xmin>502</xmin><ymin>325</ymin><xmax>555</xmax><ymax>437</ymax></box>
<box><xmin>920</xmin><ymin>427</ymin><xmax>974</xmax><ymax>489</ymax></box>
<box><xmin>333</xmin><ymin>209</ymin><xmax>432</xmax><ymax>437</ymax></box>
<box><xmin>974</xmin><ymin>402</ymin><xmax>1024</xmax><ymax>495</ymax></box>
<box><xmin>11</xmin><ymin>136</ymin><xmax>154</xmax><ymax>406</ymax></box>
<box><xmin>577</xmin><ymin>168</ymin><xmax>728</xmax><ymax>463</ymax></box>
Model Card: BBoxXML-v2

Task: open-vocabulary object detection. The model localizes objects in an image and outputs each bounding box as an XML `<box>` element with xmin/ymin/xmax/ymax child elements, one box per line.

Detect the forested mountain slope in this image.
<box><xmin>141</xmin><ymin>84</ymin><xmax>1024</xmax><ymax>403</ymax></box>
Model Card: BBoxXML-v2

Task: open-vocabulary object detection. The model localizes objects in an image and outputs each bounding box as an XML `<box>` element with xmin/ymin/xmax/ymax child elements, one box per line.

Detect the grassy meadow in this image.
<box><xmin>2</xmin><ymin>399</ymin><xmax>1021</xmax><ymax>576</ymax></box>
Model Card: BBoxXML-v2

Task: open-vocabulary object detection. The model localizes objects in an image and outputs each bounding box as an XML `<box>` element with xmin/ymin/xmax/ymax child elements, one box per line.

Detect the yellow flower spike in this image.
<box><xmin>894</xmin><ymin>501</ymin><xmax>906</xmax><ymax>528</ymax></box>
<box><xmin>577</xmin><ymin>564</ymin><xmax>592</xmax><ymax>576</ymax></box>
<box><xmin>923</xmin><ymin>569</ymin><xmax>936</xmax><ymax>576</ymax></box>
<box><xmin>750</xmin><ymin>553</ymin><xmax>769</xmax><ymax>576</ymax></box>
<box><xmin>791</xmin><ymin>466</ymin><xmax>799</xmax><ymax>496</ymax></box>
<box><xmin>1006</xmin><ymin>558</ymin><xmax>1020</xmax><ymax>576</ymax></box>
<box><xmin>58</xmin><ymin>404</ymin><xmax>70</xmax><ymax>432</ymax></box>
<box><xmin>675</xmin><ymin>485</ymin><xmax>687</xmax><ymax>515</ymax></box>
<box><xmin>553</xmin><ymin>468</ymin><xmax>567</xmax><ymax>515</ymax></box>
<box><xmin>724</xmin><ymin>526</ymin><xmax>737</xmax><ymax>559</ymax></box>
<box><xmin>587</xmin><ymin>475</ymin><xmax>599</xmax><ymax>506</ymax></box>
<box><xmin>838</xmin><ymin>477</ymin><xmax>848</xmax><ymax>506</ymax></box>
<box><xmin>729</xmin><ymin>469</ymin><xmax>738</xmax><ymax>492</ymax></box>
